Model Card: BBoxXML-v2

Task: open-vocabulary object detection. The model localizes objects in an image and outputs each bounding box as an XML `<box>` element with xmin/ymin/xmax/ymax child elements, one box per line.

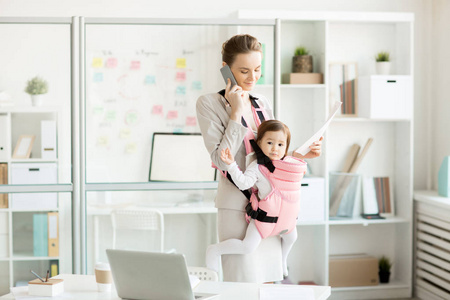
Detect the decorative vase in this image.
<box><xmin>376</xmin><ymin>62</ymin><xmax>391</xmax><ymax>75</ymax></box>
<box><xmin>292</xmin><ymin>55</ymin><xmax>313</xmax><ymax>73</ymax></box>
<box><xmin>31</xmin><ymin>95</ymin><xmax>43</xmax><ymax>106</ymax></box>
<box><xmin>379</xmin><ymin>271</ymin><xmax>390</xmax><ymax>283</ymax></box>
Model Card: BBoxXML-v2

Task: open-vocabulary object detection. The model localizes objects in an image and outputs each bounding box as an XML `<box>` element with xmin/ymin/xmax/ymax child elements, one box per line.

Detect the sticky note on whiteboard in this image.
<box><xmin>176</xmin><ymin>58</ymin><xmax>186</xmax><ymax>68</ymax></box>
<box><xmin>176</xmin><ymin>72</ymin><xmax>186</xmax><ymax>81</ymax></box>
<box><xmin>92</xmin><ymin>58</ymin><xmax>103</xmax><ymax>68</ymax></box>
<box><xmin>152</xmin><ymin>105</ymin><xmax>163</xmax><ymax>115</ymax></box>
<box><xmin>167</xmin><ymin>111</ymin><xmax>178</xmax><ymax>119</ymax></box>
<box><xmin>186</xmin><ymin>116</ymin><xmax>197</xmax><ymax>126</ymax></box>
<box><xmin>106</xmin><ymin>57</ymin><xmax>118</xmax><ymax>68</ymax></box>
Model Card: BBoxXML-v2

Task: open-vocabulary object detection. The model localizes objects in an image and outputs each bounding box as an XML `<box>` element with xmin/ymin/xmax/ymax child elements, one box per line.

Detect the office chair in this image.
<box><xmin>111</xmin><ymin>209</ymin><xmax>164</xmax><ymax>252</ymax></box>
<box><xmin>187</xmin><ymin>267</ymin><xmax>218</xmax><ymax>282</ymax></box>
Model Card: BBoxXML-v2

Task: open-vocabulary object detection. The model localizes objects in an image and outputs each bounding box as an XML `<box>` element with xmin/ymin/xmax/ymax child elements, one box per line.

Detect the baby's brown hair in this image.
<box><xmin>256</xmin><ymin>120</ymin><xmax>291</xmax><ymax>157</ymax></box>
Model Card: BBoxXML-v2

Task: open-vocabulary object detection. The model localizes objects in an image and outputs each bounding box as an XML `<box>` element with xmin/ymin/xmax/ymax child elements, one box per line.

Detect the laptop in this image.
<box><xmin>106</xmin><ymin>249</ymin><xmax>218</xmax><ymax>300</ymax></box>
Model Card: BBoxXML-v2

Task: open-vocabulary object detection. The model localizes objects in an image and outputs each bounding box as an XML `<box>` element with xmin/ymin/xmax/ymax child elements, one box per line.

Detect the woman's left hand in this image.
<box><xmin>293</xmin><ymin>136</ymin><xmax>323</xmax><ymax>159</ymax></box>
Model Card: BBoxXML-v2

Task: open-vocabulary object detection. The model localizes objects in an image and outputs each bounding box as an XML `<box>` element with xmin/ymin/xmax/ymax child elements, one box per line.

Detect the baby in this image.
<box><xmin>206</xmin><ymin>120</ymin><xmax>307</xmax><ymax>276</ymax></box>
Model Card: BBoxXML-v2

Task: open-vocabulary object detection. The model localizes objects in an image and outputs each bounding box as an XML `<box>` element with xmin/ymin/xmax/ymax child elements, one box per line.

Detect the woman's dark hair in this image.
<box><xmin>222</xmin><ymin>34</ymin><xmax>262</xmax><ymax>66</ymax></box>
<box><xmin>256</xmin><ymin>120</ymin><xmax>291</xmax><ymax>157</ymax></box>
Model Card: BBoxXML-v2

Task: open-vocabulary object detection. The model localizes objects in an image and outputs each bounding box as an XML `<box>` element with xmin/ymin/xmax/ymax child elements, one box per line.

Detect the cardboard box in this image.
<box><xmin>329</xmin><ymin>254</ymin><xmax>379</xmax><ymax>287</ymax></box>
<box><xmin>283</xmin><ymin>73</ymin><xmax>323</xmax><ymax>84</ymax></box>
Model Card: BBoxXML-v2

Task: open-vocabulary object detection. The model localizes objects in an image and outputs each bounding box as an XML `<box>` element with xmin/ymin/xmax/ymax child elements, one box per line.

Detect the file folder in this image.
<box><xmin>48</xmin><ymin>212</ymin><xmax>59</xmax><ymax>257</ymax></box>
<box><xmin>41</xmin><ymin>120</ymin><xmax>57</xmax><ymax>160</ymax></box>
<box><xmin>33</xmin><ymin>214</ymin><xmax>48</xmax><ymax>257</ymax></box>
<box><xmin>0</xmin><ymin>164</ymin><xmax>7</xmax><ymax>208</ymax></box>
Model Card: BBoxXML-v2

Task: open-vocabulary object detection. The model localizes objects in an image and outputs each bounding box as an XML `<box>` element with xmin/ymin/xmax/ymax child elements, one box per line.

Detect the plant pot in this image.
<box><xmin>31</xmin><ymin>95</ymin><xmax>43</xmax><ymax>106</ymax></box>
<box><xmin>376</xmin><ymin>62</ymin><xmax>391</xmax><ymax>75</ymax></box>
<box><xmin>292</xmin><ymin>55</ymin><xmax>313</xmax><ymax>73</ymax></box>
<box><xmin>379</xmin><ymin>271</ymin><xmax>391</xmax><ymax>283</ymax></box>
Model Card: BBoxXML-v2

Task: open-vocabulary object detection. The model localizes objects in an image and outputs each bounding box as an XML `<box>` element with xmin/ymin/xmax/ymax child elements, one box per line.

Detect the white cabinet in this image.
<box><xmin>239</xmin><ymin>10</ymin><xmax>414</xmax><ymax>299</ymax></box>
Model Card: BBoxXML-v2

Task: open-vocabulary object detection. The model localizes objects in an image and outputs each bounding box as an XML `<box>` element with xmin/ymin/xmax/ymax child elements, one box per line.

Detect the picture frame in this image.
<box><xmin>329</xmin><ymin>62</ymin><xmax>358</xmax><ymax>116</ymax></box>
<box><xmin>12</xmin><ymin>135</ymin><xmax>35</xmax><ymax>159</ymax></box>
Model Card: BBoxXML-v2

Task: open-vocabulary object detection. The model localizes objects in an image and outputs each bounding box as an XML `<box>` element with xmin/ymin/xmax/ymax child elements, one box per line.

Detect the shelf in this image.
<box><xmin>328</xmin><ymin>216</ymin><xmax>409</xmax><ymax>226</ymax></box>
<box><xmin>414</xmin><ymin>190</ymin><xmax>450</xmax><ymax>209</ymax></box>
<box><xmin>10</xmin><ymin>159</ymin><xmax>58</xmax><ymax>163</ymax></box>
<box><xmin>0</xmin><ymin>257</ymin><xmax>9</xmax><ymax>261</ymax></box>
<box><xmin>11</xmin><ymin>208</ymin><xmax>59</xmax><ymax>212</ymax></box>
<box><xmin>0</xmin><ymin>106</ymin><xmax>60</xmax><ymax>113</ymax></box>
<box><xmin>332</xmin><ymin>117</ymin><xmax>411</xmax><ymax>123</ymax></box>
<box><xmin>331</xmin><ymin>280</ymin><xmax>409</xmax><ymax>292</ymax></box>
<box><xmin>281</xmin><ymin>84</ymin><xmax>326</xmax><ymax>89</ymax></box>
<box><xmin>297</xmin><ymin>221</ymin><xmax>327</xmax><ymax>226</ymax></box>
<box><xmin>12</xmin><ymin>254</ymin><xmax>59</xmax><ymax>261</ymax></box>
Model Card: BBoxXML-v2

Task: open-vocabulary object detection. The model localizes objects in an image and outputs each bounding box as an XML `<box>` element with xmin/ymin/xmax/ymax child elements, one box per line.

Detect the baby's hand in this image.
<box><xmin>220</xmin><ymin>148</ymin><xmax>235</xmax><ymax>165</ymax></box>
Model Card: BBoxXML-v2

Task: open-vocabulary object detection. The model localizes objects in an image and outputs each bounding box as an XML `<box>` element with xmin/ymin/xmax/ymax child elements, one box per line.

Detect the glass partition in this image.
<box><xmin>84</xmin><ymin>23</ymin><xmax>275</xmax><ymax>183</ymax></box>
<box><xmin>0</xmin><ymin>23</ymin><xmax>72</xmax><ymax>185</ymax></box>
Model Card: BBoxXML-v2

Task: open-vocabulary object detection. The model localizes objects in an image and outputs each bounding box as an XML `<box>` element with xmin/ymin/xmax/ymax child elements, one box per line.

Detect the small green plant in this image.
<box><xmin>295</xmin><ymin>47</ymin><xmax>310</xmax><ymax>56</ymax></box>
<box><xmin>379</xmin><ymin>256</ymin><xmax>393</xmax><ymax>273</ymax></box>
<box><xmin>375</xmin><ymin>51</ymin><xmax>390</xmax><ymax>62</ymax></box>
<box><xmin>25</xmin><ymin>76</ymin><xmax>48</xmax><ymax>95</ymax></box>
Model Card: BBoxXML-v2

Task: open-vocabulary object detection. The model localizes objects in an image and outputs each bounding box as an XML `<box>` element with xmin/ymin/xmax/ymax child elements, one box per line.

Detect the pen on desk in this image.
<box><xmin>45</xmin><ymin>270</ymin><xmax>49</xmax><ymax>282</ymax></box>
<box><xmin>30</xmin><ymin>270</ymin><xmax>45</xmax><ymax>282</ymax></box>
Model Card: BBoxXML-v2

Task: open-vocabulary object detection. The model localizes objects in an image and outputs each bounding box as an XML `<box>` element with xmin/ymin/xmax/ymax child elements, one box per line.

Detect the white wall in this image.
<box><xmin>0</xmin><ymin>0</ymin><xmax>437</xmax><ymax>190</ymax></box>
<box><xmin>431</xmin><ymin>0</ymin><xmax>450</xmax><ymax>189</ymax></box>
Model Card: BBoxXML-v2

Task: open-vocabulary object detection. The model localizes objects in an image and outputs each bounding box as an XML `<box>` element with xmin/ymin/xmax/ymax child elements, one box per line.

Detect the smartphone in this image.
<box><xmin>220</xmin><ymin>65</ymin><xmax>238</xmax><ymax>88</ymax></box>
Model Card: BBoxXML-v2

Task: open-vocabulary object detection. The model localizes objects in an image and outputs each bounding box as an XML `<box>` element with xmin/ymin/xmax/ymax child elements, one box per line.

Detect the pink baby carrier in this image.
<box><xmin>245</xmin><ymin>143</ymin><xmax>307</xmax><ymax>239</ymax></box>
<box><xmin>213</xmin><ymin>90</ymin><xmax>307</xmax><ymax>239</ymax></box>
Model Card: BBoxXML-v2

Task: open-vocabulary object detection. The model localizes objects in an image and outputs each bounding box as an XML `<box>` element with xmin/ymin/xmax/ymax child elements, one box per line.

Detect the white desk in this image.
<box><xmin>88</xmin><ymin>202</ymin><xmax>218</xmax><ymax>266</ymax></box>
<box><xmin>1</xmin><ymin>274</ymin><xmax>331</xmax><ymax>300</ymax></box>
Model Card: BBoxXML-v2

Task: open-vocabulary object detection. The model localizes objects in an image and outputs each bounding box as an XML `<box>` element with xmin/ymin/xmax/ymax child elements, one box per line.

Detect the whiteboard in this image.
<box><xmin>149</xmin><ymin>133</ymin><xmax>215</xmax><ymax>182</ymax></box>
<box><xmin>84</xmin><ymin>24</ymin><xmax>274</xmax><ymax>183</ymax></box>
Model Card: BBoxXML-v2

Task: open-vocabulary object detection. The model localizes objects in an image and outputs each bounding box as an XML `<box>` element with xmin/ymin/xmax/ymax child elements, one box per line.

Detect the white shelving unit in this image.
<box><xmin>0</xmin><ymin>106</ymin><xmax>66</xmax><ymax>295</ymax></box>
<box><xmin>238</xmin><ymin>10</ymin><xmax>414</xmax><ymax>299</ymax></box>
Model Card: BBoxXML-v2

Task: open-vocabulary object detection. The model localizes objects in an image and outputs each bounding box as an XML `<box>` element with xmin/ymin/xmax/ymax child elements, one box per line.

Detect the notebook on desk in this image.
<box><xmin>106</xmin><ymin>249</ymin><xmax>218</xmax><ymax>300</ymax></box>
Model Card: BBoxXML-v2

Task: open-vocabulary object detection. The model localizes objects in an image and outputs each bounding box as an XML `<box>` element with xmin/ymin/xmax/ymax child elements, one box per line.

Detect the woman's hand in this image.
<box><xmin>224</xmin><ymin>78</ymin><xmax>246</xmax><ymax>121</ymax></box>
<box><xmin>220</xmin><ymin>148</ymin><xmax>235</xmax><ymax>165</ymax></box>
<box><xmin>293</xmin><ymin>136</ymin><xmax>324</xmax><ymax>159</ymax></box>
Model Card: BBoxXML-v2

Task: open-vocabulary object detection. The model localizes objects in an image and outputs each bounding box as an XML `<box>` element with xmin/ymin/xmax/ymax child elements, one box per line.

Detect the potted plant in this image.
<box><xmin>375</xmin><ymin>51</ymin><xmax>391</xmax><ymax>75</ymax></box>
<box><xmin>292</xmin><ymin>47</ymin><xmax>313</xmax><ymax>73</ymax></box>
<box><xmin>25</xmin><ymin>76</ymin><xmax>48</xmax><ymax>106</ymax></box>
<box><xmin>378</xmin><ymin>255</ymin><xmax>393</xmax><ymax>283</ymax></box>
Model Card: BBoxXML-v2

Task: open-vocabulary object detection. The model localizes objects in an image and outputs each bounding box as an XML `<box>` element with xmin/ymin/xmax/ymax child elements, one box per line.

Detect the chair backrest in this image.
<box><xmin>111</xmin><ymin>209</ymin><xmax>164</xmax><ymax>252</ymax></box>
<box><xmin>187</xmin><ymin>267</ymin><xmax>218</xmax><ymax>282</ymax></box>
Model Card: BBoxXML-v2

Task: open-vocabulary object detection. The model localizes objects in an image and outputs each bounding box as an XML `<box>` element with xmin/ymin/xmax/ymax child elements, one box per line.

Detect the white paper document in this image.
<box><xmin>259</xmin><ymin>285</ymin><xmax>314</xmax><ymax>300</ymax></box>
<box><xmin>295</xmin><ymin>102</ymin><xmax>342</xmax><ymax>156</ymax></box>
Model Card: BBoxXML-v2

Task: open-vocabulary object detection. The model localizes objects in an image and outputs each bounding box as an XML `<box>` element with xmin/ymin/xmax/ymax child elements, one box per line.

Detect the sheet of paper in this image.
<box><xmin>10</xmin><ymin>286</ymin><xmax>71</xmax><ymax>299</ymax></box>
<box><xmin>295</xmin><ymin>101</ymin><xmax>342</xmax><ymax>156</ymax></box>
<box><xmin>259</xmin><ymin>286</ymin><xmax>314</xmax><ymax>300</ymax></box>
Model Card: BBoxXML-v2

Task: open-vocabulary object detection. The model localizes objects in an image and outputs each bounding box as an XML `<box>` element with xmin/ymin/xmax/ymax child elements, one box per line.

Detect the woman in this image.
<box><xmin>196</xmin><ymin>34</ymin><xmax>322</xmax><ymax>283</ymax></box>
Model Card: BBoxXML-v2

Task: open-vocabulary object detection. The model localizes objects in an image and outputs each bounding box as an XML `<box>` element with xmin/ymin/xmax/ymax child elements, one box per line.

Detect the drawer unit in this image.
<box><xmin>358</xmin><ymin>75</ymin><xmax>412</xmax><ymax>119</ymax></box>
<box><xmin>10</xmin><ymin>163</ymin><xmax>58</xmax><ymax>209</ymax></box>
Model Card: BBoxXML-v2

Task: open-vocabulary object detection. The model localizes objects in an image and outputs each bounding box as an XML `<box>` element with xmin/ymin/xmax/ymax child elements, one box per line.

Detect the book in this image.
<box><xmin>0</xmin><ymin>163</ymin><xmax>7</xmax><ymax>208</ymax></box>
<box><xmin>50</xmin><ymin>261</ymin><xmax>59</xmax><ymax>277</ymax></box>
<box><xmin>33</xmin><ymin>214</ymin><xmax>48</xmax><ymax>257</ymax></box>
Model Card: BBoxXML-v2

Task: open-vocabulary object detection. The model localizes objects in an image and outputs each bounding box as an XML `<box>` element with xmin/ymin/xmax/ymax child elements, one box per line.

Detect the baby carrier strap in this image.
<box><xmin>249</xmin><ymin>139</ymin><xmax>275</xmax><ymax>173</ymax></box>
<box><xmin>245</xmin><ymin>201</ymin><xmax>278</xmax><ymax>223</ymax></box>
<box><xmin>213</xmin><ymin>90</ymin><xmax>267</xmax><ymax>200</ymax></box>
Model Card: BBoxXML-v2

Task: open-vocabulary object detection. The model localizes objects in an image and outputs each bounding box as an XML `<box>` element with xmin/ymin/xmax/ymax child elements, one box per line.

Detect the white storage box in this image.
<box><xmin>358</xmin><ymin>75</ymin><xmax>412</xmax><ymax>119</ymax></box>
<box><xmin>298</xmin><ymin>177</ymin><xmax>325</xmax><ymax>223</ymax></box>
<box><xmin>10</xmin><ymin>163</ymin><xmax>58</xmax><ymax>209</ymax></box>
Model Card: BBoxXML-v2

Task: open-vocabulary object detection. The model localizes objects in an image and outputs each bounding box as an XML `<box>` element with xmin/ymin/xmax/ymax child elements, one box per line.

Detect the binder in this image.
<box><xmin>41</xmin><ymin>120</ymin><xmax>57</xmax><ymax>160</ymax></box>
<box><xmin>0</xmin><ymin>163</ymin><xmax>7</xmax><ymax>208</ymax></box>
<box><xmin>48</xmin><ymin>212</ymin><xmax>59</xmax><ymax>257</ymax></box>
<box><xmin>33</xmin><ymin>214</ymin><xmax>48</xmax><ymax>257</ymax></box>
<box><xmin>50</xmin><ymin>261</ymin><xmax>59</xmax><ymax>277</ymax></box>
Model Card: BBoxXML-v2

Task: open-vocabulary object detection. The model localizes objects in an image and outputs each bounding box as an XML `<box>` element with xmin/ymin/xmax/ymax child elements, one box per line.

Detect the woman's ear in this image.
<box><xmin>222</xmin><ymin>62</ymin><xmax>226</xmax><ymax>67</ymax></box>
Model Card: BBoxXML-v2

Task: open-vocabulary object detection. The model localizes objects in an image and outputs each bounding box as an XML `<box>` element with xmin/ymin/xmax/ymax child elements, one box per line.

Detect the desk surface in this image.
<box><xmin>2</xmin><ymin>274</ymin><xmax>331</xmax><ymax>300</ymax></box>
